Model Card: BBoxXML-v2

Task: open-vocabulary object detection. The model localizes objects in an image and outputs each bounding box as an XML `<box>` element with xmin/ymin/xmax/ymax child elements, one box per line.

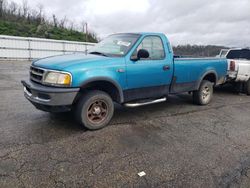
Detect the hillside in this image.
<box><xmin>0</xmin><ymin>0</ymin><xmax>97</xmax><ymax>42</ymax></box>
<box><xmin>0</xmin><ymin>20</ymin><xmax>97</xmax><ymax>42</ymax></box>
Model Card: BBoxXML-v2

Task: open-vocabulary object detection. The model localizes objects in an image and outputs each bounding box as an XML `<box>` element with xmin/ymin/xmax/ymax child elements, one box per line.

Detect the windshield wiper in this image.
<box><xmin>89</xmin><ymin>51</ymin><xmax>108</xmax><ymax>57</ymax></box>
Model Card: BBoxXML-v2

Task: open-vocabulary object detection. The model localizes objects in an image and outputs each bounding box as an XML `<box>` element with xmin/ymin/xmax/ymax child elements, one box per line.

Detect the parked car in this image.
<box><xmin>218</xmin><ymin>48</ymin><xmax>250</xmax><ymax>95</ymax></box>
<box><xmin>22</xmin><ymin>32</ymin><xmax>227</xmax><ymax>130</ymax></box>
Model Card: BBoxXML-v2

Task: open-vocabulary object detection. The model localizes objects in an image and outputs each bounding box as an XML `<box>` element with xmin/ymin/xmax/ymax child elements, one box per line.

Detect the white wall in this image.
<box><xmin>0</xmin><ymin>35</ymin><xmax>96</xmax><ymax>60</ymax></box>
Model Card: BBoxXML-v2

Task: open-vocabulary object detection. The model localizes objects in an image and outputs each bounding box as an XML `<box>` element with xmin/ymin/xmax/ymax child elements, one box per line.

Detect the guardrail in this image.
<box><xmin>0</xmin><ymin>35</ymin><xmax>96</xmax><ymax>60</ymax></box>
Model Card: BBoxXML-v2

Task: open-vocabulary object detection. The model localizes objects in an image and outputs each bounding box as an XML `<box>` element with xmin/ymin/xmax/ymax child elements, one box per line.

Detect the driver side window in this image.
<box><xmin>133</xmin><ymin>36</ymin><xmax>165</xmax><ymax>60</ymax></box>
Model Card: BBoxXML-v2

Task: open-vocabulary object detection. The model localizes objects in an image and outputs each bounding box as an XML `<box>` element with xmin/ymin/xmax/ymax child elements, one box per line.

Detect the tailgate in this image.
<box><xmin>236</xmin><ymin>60</ymin><xmax>250</xmax><ymax>81</ymax></box>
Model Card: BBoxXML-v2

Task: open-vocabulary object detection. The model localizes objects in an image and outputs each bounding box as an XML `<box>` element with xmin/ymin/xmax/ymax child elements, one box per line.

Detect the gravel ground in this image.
<box><xmin>0</xmin><ymin>60</ymin><xmax>250</xmax><ymax>188</ymax></box>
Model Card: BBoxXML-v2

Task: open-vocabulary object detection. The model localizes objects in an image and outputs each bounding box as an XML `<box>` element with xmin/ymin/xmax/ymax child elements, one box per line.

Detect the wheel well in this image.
<box><xmin>80</xmin><ymin>81</ymin><xmax>121</xmax><ymax>103</ymax></box>
<box><xmin>203</xmin><ymin>73</ymin><xmax>217</xmax><ymax>84</ymax></box>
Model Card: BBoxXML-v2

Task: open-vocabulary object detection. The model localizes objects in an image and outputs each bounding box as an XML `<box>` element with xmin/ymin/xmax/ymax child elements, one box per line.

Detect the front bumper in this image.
<box><xmin>21</xmin><ymin>80</ymin><xmax>80</xmax><ymax>112</ymax></box>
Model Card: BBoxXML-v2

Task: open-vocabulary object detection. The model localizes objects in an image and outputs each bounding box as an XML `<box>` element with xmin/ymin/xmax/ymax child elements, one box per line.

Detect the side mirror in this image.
<box><xmin>131</xmin><ymin>49</ymin><xmax>149</xmax><ymax>61</ymax></box>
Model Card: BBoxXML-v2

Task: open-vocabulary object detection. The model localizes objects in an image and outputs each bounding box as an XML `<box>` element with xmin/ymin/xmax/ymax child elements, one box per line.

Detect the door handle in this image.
<box><xmin>163</xmin><ymin>65</ymin><xmax>170</xmax><ymax>71</ymax></box>
<box><xmin>117</xmin><ymin>68</ymin><xmax>125</xmax><ymax>73</ymax></box>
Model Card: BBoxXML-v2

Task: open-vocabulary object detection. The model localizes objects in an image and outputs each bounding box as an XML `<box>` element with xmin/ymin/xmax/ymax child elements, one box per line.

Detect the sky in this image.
<box><xmin>10</xmin><ymin>0</ymin><xmax>250</xmax><ymax>47</ymax></box>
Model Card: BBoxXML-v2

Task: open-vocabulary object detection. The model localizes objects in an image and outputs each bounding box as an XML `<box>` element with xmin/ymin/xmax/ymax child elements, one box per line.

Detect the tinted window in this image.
<box><xmin>226</xmin><ymin>49</ymin><xmax>250</xmax><ymax>60</ymax></box>
<box><xmin>134</xmin><ymin>36</ymin><xmax>165</xmax><ymax>60</ymax></box>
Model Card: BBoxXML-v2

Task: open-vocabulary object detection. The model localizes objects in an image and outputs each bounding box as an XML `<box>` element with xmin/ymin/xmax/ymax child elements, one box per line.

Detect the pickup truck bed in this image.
<box><xmin>171</xmin><ymin>57</ymin><xmax>226</xmax><ymax>93</ymax></box>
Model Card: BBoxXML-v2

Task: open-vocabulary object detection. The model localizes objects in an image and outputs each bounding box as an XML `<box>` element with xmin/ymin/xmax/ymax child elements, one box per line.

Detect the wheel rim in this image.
<box><xmin>87</xmin><ymin>100</ymin><xmax>108</xmax><ymax>124</ymax></box>
<box><xmin>202</xmin><ymin>86</ymin><xmax>211</xmax><ymax>102</ymax></box>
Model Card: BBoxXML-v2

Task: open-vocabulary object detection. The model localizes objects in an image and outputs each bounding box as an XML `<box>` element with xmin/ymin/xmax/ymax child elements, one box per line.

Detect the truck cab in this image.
<box><xmin>22</xmin><ymin>32</ymin><xmax>227</xmax><ymax>130</ymax></box>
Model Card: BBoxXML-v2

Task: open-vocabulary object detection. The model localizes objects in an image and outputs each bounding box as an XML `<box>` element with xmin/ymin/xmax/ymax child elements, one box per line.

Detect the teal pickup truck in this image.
<box><xmin>22</xmin><ymin>32</ymin><xmax>227</xmax><ymax>130</ymax></box>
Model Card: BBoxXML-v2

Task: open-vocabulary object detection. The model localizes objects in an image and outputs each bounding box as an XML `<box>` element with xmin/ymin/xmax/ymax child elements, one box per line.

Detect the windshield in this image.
<box><xmin>226</xmin><ymin>49</ymin><xmax>250</xmax><ymax>60</ymax></box>
<box><xmin>220</xmin><ymin>49</ymin><xmax>229</xmax><ymax>58</ymax></box>
<box><xmin>89</xmin><ymin>34</ymin><xmax>141</xmax><ymax>57</ymax></box>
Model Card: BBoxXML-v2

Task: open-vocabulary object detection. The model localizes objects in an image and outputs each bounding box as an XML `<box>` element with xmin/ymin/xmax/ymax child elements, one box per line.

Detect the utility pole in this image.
<box><xmin>83</xmin><ymin>22</ymin><xmax>88</xmax><ymax>42</ymax></box>
<box><xmin>85</xmin><ymin>22</ymin><xmax>88</xmax><ymax>42</ymax></box>
<box><xmin>83</xmin><ymin>22</ymin><xmax>88</xmax><ymax>53</ymax></box>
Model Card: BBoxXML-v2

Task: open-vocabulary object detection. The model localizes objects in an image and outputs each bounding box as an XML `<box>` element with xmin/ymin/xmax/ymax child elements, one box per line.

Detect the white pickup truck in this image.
<box><xmin>219</xmin><ymin>48</ymin><xmax>250</xmax><ymax>95</ymax></box>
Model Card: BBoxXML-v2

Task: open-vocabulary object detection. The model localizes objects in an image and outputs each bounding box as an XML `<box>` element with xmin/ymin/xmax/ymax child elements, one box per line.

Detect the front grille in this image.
<box><xmin>30</xmin><ymin>66</ymin><xmax>45</xmax><ymax>83</ymax></box>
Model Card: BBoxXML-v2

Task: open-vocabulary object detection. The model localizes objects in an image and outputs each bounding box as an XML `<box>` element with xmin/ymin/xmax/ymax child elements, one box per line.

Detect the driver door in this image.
<box><xmin>124</xmin><ymin>36</ymin><xmax>172</xmax><ymax>102</ymax></box>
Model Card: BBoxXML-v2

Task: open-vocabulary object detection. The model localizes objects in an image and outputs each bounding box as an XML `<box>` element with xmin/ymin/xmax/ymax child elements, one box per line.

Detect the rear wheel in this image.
<box><xmin>233</xmin><ymin>82</ymin><xmax>243</xmax><ymax>93</ymax></box>
<box><xmin>193</xmin><ymin>80</ymin><xmax>213</xmax><ymax>105</ymax></box>
<box><xmin>75</xmin><ymin>90</ymin><xmax>114</xmax><ymax>130</ymax></box>
<box><xmin>246</xmin><ymin>79</ymin><xmax>250</xmax><ymax>95</ymax></box>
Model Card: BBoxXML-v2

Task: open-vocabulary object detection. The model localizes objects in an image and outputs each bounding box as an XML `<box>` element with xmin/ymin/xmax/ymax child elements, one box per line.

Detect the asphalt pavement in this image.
<box><xmin>1</xmin><ymin>61</ymin><xmax>250</xmax><ymax>188</ymax></box>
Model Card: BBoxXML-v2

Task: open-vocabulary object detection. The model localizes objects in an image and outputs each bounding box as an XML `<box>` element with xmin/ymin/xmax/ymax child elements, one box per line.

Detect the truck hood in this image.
<box><xmin>32</xmin><ymin>53</ymin><xmax>113</xmax><ymax>70</ymax></box>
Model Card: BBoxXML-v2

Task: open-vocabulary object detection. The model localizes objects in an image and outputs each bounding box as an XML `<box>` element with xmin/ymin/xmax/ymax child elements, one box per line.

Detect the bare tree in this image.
<box><xmin>52</xmin><ymin>14</ymin><xmax>57</xmax><ymax>27</ymax></box>
<box><xmin>37</xmin><ymin>3</ymin><xmax>43</xmax><ymax>24</ymax></box>
<box><xmin>69</xmin><ymin>20</ymin><xmax>74</xmax><ymax>31</ymax></box>
<box><xmin>22</xmin><ymin>0</ymin><xmax>28</xmax><ymax>17</ymax></box>
<box><xmin>27</xmin><ymin>12</ymin><xmax>31</xmax><ymax>23</ymax></box>
<box><xmin>59</xmin><ymin>16</ymin><xmax>67</xmax><ymax>28</ymax></box>
<box><xmin>30</xmin><ymin>9</ymin><xmax>38</xmax><ymax>20</ymax></box>
<box><xmin>0</xmin><ymin>0</ymin><xmax>4</xmax><ymax>17</ymax></box>
<box><xmin>9</xmin><ymin>1</ymin><xmax>18</xmax><ymax>15</ymax></box>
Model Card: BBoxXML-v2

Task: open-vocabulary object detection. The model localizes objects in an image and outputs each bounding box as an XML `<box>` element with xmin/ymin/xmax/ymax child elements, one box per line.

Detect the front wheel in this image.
<box><xmin>193</xmin><ymin>80</ymin><xmax>213</xmax><ymax>105</ymax></box>
<box><xmin>75</xmin><ymin>90</ymin><xmax>114</xmax><ymax>130</ymax></box>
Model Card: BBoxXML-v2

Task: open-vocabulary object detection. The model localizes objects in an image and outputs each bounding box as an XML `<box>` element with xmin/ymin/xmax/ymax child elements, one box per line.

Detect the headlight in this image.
<box><xmin>43</xmin><ymin>71</ymin><xmax>71</xmax><ymax>86</ymax></box>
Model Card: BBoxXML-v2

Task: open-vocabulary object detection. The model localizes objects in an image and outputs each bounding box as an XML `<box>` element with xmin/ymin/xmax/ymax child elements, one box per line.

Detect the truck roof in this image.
<box><xmin>138</xmin><ymin>32</ymin><xmax>166</xmax><ymax>35</ymax></box>
<box><xmin>111</xmin><ymin>32</ymin><xmax>166</xmax><ymax>36</ymax></box>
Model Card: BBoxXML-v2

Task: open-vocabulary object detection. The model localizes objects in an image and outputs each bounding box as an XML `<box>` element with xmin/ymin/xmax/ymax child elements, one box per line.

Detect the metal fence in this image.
<box><xmin>0</xmin><ymin>35</ymin><xmax>96</xmax><ymax>60</ymax></box>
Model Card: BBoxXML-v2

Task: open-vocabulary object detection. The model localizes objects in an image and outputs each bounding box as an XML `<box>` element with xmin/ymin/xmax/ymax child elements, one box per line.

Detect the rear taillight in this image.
<box><xmin>230</xmin><ymin>61</ymin><xmax>235</xmax><ymax>71</ymax></box>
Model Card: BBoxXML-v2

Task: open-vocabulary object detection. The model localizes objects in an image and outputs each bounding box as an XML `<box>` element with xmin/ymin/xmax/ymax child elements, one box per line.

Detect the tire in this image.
<box><xmin>246</xmin><ymin>79</ymin><xmax>250</xmax><ymax>95</ymax></box>
<box><xmin>75</xmin><ymin>90</ymin><xmax>114</xmax><ymax>130</ymax></box>
<box><xmin>233</xmin><ymin>82</ymin><xmax>243</xmax><ymax>93</ymax></box>
<box><xmin>193</xmin><ymin>80</ymin><xmax>213</xmax><ymax>105</ymax></box>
